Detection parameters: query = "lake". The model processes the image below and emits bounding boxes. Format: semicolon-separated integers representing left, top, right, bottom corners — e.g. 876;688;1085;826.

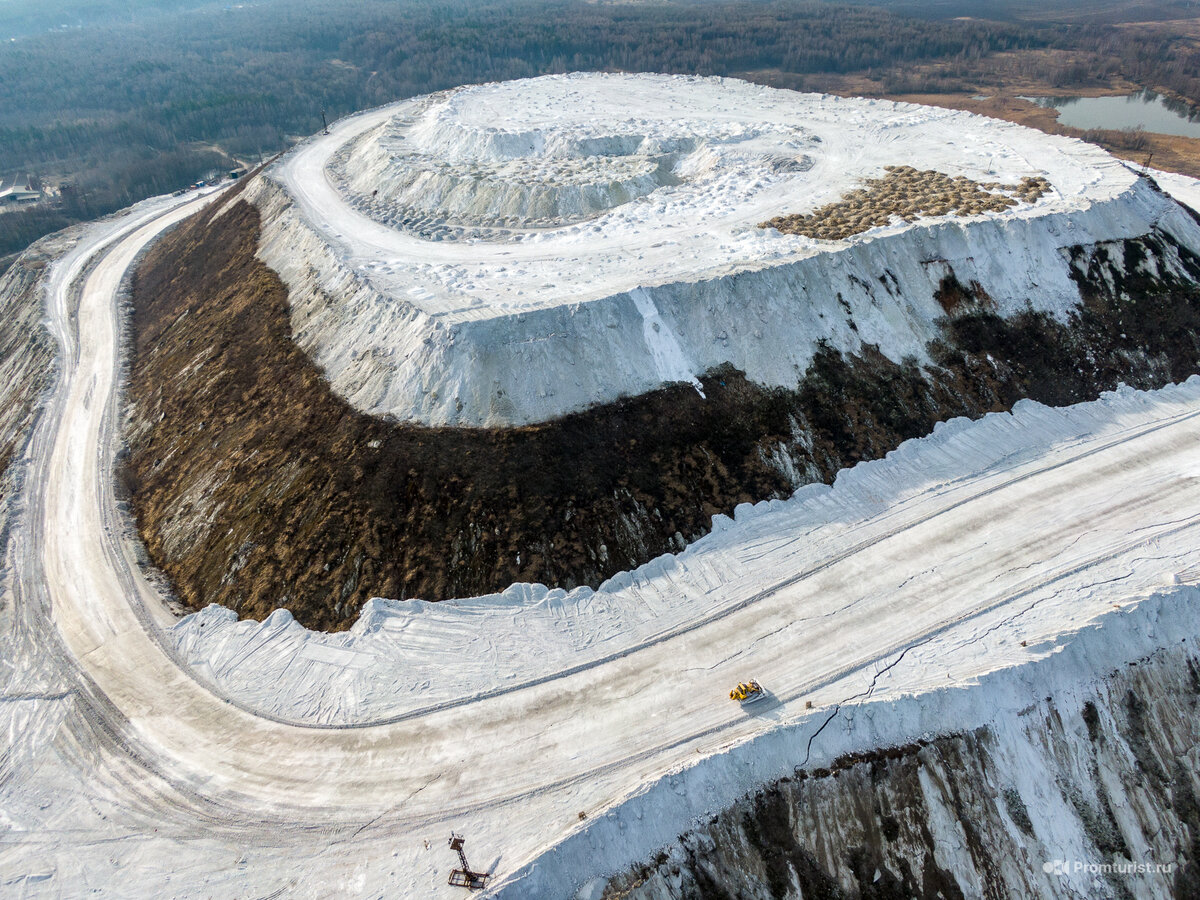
1024;91;1200;140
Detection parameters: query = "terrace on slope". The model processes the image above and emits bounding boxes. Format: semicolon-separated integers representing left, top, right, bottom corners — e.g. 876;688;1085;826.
124;169;1200;628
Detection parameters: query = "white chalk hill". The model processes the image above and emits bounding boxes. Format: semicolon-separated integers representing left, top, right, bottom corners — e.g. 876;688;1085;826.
249;73;1199;426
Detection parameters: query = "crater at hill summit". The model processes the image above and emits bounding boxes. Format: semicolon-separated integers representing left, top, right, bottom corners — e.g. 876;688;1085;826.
124;73;1200;626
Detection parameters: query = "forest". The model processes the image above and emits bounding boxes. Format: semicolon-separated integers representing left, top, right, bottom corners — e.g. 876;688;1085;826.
1;0;1198;266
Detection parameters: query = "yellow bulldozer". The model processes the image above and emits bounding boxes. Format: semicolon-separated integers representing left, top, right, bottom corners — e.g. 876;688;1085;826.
729;679;765;702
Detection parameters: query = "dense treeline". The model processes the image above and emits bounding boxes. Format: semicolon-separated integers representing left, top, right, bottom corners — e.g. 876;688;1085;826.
0;0;1045;259
1;0;1198;262
0;145;231;261
1065;26;1200;105
0;0;218;39
857;0;1200;25
0;0;1040;162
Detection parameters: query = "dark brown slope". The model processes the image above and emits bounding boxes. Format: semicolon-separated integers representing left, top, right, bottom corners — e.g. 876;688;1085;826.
125;193;800;629
0;240;57;523
124;183;1200;630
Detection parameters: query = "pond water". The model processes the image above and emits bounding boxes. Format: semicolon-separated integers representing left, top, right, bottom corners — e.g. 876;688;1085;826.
1023;91;1200;139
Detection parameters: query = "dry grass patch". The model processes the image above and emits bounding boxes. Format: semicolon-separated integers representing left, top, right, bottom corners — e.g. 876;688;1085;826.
761;166;1051;241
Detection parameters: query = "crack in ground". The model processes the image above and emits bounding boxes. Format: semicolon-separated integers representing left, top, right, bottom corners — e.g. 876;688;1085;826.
338;776;439;847
799;643;924;769
795;561;1143;773
682;647;748;674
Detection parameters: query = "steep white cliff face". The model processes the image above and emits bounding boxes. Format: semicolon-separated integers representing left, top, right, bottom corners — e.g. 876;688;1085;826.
248;73;1200;427
599;633;1200;900
481;586;1200;900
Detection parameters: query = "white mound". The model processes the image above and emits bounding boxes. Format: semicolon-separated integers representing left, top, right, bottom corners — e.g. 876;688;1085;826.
331;80;814;231
250;73;1199;427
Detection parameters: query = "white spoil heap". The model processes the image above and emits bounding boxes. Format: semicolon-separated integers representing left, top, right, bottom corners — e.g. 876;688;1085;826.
250;72;1198;427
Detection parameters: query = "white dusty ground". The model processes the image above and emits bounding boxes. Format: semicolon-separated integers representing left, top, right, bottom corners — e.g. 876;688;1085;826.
1153;166;1200;211
252;73;1200;426
173;379;1200;728
0;170;1199;897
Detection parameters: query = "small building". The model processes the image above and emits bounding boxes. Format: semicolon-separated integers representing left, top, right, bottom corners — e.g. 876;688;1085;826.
0;174;42;206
